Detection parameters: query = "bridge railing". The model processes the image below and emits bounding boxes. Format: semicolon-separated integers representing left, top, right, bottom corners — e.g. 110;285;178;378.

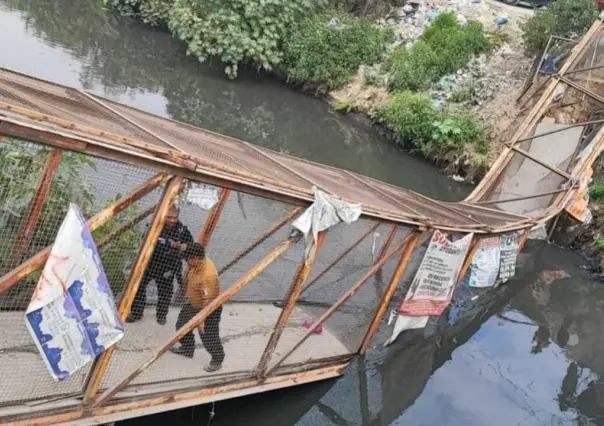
0;135;436;422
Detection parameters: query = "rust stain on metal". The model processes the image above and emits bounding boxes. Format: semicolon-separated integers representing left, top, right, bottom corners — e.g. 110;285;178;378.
9;148;63;268
301;222;380;296
199;188;230;247
360;231;421;354
265;232;415;376
92;234;300;407
218;206;303;276
256;231;328;380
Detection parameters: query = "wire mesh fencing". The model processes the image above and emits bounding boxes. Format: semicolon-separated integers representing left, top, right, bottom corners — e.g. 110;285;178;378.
260;224;416;375
0;137;162;406
100;187;306;392
0;136;432;407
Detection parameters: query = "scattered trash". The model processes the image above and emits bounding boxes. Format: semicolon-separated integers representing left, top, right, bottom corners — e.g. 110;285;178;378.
327;18;338;28
456;13;468;27
402;4;414;14
303;320;323;334
497;16;508;27
539;53;569;75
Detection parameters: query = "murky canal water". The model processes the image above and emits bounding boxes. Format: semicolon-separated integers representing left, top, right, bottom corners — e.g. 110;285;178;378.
1;1;603;425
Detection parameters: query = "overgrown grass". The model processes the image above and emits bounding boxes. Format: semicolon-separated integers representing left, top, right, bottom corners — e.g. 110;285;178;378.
374;91;487;156
384;13;490;92
282;13;393;89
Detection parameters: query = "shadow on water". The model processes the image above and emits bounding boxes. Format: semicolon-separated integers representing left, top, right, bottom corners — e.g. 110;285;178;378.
3;0;604;425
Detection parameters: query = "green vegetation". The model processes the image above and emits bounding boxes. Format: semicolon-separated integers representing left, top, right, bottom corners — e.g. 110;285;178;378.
0;139;143;306
374;92;487;156
282;13;392;88
449;85;476;104
105;0;391;84
590;182;604;201
168;0;323;78
99;0;494;170
520;0;598;54
384;13;490;91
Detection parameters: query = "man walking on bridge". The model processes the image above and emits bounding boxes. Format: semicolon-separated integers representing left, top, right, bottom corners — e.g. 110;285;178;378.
170;242;224;372
127;205;194;325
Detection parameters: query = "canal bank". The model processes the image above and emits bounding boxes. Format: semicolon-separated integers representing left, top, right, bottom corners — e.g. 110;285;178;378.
0;0;600;424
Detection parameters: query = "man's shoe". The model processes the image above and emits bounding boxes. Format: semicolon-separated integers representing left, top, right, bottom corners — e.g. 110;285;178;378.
169;346;194;359
126;314;142;323
203;363;222;373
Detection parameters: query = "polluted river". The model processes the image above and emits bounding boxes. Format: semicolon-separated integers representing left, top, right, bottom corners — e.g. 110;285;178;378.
1;0;604;425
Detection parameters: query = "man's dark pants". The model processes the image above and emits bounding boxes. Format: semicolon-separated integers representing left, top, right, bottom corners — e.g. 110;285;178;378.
176;304;225;365
130;268;175;321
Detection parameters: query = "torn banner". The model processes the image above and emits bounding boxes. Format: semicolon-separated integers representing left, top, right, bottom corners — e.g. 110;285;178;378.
292;187;362;263
386;231;473;345
25;204;124;381
466;236;500;288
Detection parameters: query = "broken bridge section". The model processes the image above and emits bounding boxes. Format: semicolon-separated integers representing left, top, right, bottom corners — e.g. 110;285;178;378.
0;16;603;426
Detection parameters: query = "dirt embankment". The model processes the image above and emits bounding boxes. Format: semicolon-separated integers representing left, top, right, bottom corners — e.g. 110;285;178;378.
330;0;536;180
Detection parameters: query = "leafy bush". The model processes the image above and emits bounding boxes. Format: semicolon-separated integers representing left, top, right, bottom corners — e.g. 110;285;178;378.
520;0;598;54
590;182;604;201
282;13;392;88
430;110;487;155
167;0;323;78
374;93;488;155
103;0;173;25
374;91;438;144
385;13;490;91
0;139;143;305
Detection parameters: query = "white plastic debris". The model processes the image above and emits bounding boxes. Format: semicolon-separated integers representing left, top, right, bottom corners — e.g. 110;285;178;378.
186;183;220;210
292;187;362;263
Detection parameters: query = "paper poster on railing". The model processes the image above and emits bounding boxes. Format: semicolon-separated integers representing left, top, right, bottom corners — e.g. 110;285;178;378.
386;231;473;345
400;231;473;316
498;232;521;283
466;236;500;288
25;204;124;381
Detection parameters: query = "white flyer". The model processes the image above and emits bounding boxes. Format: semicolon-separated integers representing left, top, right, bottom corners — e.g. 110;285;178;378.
466;236;500;288
25;204;124;381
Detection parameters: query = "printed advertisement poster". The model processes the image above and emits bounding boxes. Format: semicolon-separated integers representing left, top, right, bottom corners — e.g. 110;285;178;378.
25;204;124;381
387;231;473;345
467;236;501;288
498;232;521;283
400;231;473;317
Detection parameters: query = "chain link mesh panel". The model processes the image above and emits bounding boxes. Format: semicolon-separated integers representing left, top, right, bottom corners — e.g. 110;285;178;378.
263;224;416;373
0;137;162;406
100;186;306;392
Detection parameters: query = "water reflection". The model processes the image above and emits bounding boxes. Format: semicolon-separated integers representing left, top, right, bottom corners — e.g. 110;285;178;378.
0;0;471;201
